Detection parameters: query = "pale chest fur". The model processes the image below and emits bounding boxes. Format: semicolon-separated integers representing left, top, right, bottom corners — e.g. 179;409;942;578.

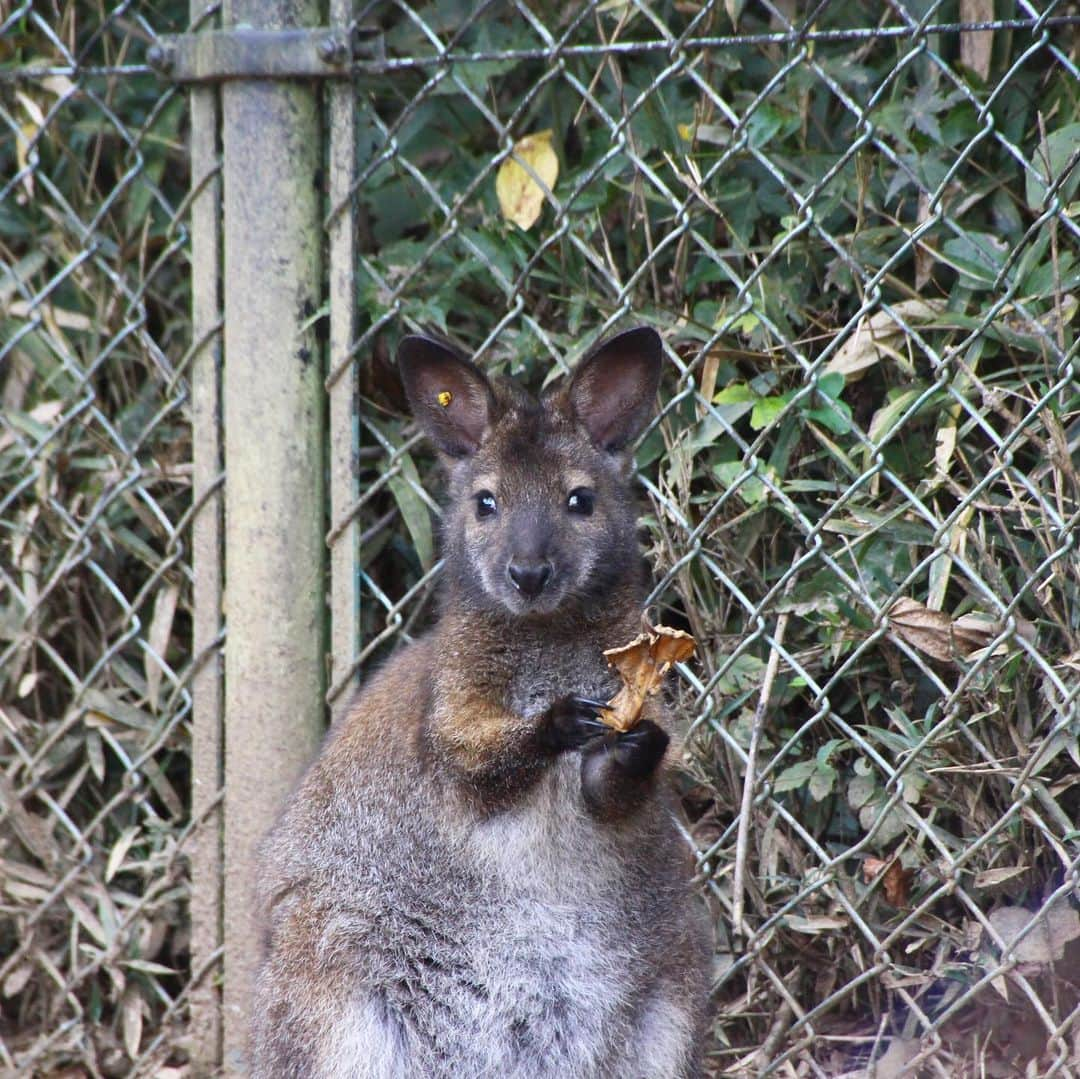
312;761;691;1079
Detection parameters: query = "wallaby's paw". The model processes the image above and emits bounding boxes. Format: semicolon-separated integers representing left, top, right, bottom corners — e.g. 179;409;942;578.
579;720;670;818
539;695;611;752
604;719;670;777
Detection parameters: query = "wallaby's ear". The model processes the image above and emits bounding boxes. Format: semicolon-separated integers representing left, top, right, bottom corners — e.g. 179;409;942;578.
568;327;662;452
398;336;495;457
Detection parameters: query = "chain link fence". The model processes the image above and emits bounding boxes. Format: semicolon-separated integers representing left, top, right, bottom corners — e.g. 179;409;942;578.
0;3;212;1074
335;2;1079;1076
2;0;1079;1075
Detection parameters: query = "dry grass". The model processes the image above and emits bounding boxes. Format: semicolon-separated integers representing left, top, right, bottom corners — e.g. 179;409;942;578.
1;4;194;1074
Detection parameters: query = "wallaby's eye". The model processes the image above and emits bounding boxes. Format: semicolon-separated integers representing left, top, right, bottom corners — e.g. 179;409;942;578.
567;487;595;516
475;490;497;519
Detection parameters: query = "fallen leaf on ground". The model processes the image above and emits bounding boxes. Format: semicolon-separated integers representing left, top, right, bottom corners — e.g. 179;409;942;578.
886;598;1033;665
599;623;696;732
824;299;944;380
871;1036;921;1079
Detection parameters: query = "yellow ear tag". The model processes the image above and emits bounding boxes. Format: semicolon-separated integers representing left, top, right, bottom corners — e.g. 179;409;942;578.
437;391;453;408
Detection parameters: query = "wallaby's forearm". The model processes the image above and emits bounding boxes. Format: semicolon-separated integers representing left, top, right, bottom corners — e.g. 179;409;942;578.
428;687;671;816
426;691;553;804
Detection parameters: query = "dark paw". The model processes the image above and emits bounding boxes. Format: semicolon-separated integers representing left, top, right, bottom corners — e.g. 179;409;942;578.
580;720;670;818
538;695;611;753
585;719;670;778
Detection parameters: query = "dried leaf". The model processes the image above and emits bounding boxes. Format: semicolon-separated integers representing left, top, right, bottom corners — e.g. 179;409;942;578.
915;190;934;290
66;893;107;947
987;901;1080;965
887;597;1001;664
496;130;559;231
960;0;994;80
825;299;943;381
145;580;179;710
599;624;696;732
106;826;140;883
863;856;914;907
16;671;41;698
785;914;849;934
974;865;1028;890
122;985;143;1060
3;964;32;998
872;1036;921;1079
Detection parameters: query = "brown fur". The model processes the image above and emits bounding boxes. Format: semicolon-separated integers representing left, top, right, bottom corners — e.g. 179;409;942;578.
251;328;713;1078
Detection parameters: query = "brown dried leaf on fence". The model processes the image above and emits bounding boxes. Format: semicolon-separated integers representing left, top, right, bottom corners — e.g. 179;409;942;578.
886;598;1034;664
863;855;914;907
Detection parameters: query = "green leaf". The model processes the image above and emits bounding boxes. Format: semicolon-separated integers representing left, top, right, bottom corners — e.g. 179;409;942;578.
867;386;931;446
1025;123;1080;211
712;383;757;405
804;399;853;436
750;394;789;431
773;759;817;793
817;372;845;400
847;772;877;810
714;461;771;506
906;82;955;144
941;233;1008;289
386;453;435;571
712;652;767;695
808;763;837;802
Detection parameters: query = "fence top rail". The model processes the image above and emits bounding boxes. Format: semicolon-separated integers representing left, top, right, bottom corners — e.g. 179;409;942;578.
3;13;1078;85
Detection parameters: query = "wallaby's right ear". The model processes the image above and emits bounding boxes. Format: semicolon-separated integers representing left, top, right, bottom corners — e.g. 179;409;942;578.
397;336;495;457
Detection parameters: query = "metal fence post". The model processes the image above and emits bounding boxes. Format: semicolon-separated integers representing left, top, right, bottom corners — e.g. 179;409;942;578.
328;0;360;720
219;0;326;1067
189;1;225;1064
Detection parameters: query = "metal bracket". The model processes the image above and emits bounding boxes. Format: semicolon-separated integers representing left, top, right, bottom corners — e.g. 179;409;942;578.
148;26;382;83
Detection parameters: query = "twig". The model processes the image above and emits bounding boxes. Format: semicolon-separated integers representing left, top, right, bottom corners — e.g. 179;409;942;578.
731;562;800;937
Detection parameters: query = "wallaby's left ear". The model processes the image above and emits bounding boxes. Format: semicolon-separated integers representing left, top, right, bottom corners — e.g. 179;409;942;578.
568;327;663;452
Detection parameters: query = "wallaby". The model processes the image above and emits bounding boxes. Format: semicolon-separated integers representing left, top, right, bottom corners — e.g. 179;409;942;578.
250;327;713;1078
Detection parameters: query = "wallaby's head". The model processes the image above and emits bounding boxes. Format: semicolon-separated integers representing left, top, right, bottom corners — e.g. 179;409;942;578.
398;328;662;618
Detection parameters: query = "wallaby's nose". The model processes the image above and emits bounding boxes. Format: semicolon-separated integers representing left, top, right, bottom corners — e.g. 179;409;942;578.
507;560;552;598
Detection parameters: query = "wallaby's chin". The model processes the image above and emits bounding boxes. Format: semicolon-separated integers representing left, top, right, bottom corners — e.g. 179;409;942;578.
497;588;569;618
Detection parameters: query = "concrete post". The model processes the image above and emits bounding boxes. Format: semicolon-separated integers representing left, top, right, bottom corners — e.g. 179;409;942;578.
220;0;326;1066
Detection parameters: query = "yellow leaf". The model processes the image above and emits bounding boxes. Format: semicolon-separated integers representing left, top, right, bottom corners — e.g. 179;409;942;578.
496;130;558;231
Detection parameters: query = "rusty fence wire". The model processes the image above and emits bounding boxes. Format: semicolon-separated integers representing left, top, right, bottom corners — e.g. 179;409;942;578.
332;2;1080;1076
0;2;214;1075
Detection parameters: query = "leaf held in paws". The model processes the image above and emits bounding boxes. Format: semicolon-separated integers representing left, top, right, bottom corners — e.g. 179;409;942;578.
599;624;696;732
